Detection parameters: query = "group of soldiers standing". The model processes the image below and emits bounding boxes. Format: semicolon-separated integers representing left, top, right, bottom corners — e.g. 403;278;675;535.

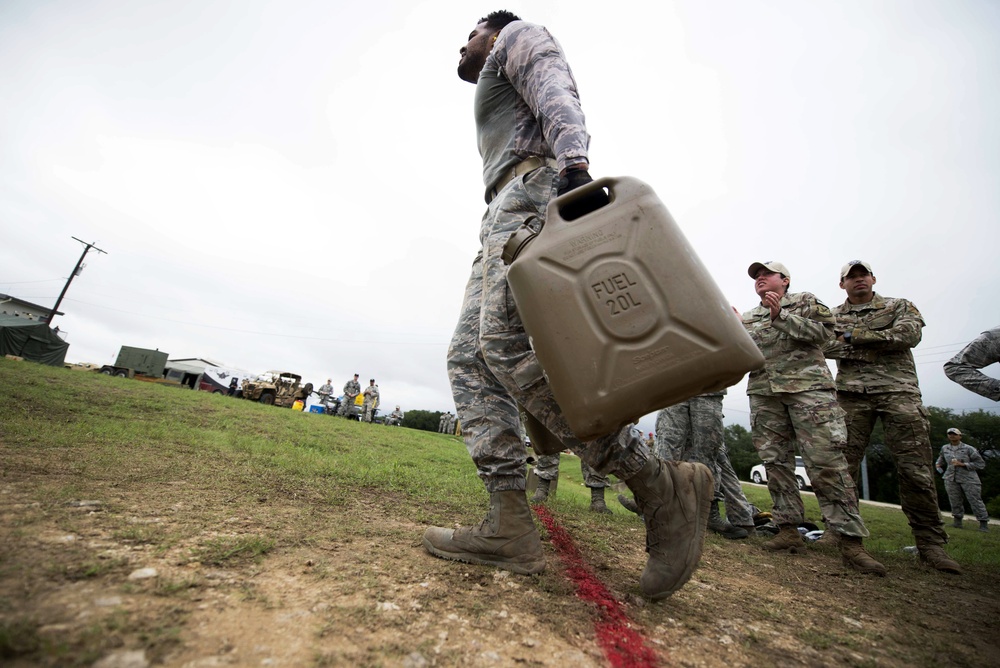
438;411;457;435
317;373;382;423
734;258;981;575
523;258;988;578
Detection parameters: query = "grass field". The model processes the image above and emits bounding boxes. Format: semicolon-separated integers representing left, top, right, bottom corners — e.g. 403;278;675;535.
2;357;999;667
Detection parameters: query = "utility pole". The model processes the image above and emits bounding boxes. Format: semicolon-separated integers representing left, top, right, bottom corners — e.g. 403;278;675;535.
46;237;107;325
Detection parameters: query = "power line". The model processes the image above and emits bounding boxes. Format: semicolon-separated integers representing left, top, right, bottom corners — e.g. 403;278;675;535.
0;278;65;285
64;298;448;345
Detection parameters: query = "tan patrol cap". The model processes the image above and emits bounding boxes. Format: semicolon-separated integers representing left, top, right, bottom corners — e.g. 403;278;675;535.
840;260;874;280
748;261;791;279
947;427;962;436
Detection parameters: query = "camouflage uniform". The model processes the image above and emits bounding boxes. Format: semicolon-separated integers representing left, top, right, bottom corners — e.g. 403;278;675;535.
716;441;755;527
944;327;1000;401
438;412;448;433
386;407;404;426
655;392;753;525
339;377;360;417
827;293;948;545
743;291;868;536
362;383;380;422
655;392;727;468
317;382;334;404
936;441;989;522
446;21;650;493
533;453;610;489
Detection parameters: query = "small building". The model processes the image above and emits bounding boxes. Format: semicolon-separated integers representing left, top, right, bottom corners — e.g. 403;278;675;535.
0;294;63;323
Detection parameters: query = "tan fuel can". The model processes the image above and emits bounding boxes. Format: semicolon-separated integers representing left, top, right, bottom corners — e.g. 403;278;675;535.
504;175;763;441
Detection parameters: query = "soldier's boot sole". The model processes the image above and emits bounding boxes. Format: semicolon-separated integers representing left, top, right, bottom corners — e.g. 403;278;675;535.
423;490;546;576
626;458;713;601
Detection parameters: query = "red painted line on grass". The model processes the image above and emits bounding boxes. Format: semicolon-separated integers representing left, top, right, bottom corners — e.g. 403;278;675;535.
533;504;663;668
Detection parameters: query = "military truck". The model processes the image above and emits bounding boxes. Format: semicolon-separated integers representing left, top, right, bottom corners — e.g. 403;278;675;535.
98;346;168;379
241;371;302;407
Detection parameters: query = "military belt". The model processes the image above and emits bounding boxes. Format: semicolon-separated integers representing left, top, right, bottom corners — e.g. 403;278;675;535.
488;156;558;203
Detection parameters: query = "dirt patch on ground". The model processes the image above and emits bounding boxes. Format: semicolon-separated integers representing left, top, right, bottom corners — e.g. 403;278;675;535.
2;447;999;667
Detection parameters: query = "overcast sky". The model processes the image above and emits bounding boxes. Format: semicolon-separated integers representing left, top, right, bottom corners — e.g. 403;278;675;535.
2;0;998;435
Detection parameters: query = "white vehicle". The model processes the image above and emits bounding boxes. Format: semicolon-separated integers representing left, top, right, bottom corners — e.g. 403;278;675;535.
750;456;812;490
198;366;251;395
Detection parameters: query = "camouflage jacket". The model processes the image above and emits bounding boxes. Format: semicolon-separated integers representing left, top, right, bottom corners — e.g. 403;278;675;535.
363;385;380;402
742;291;836;395
825;293;923;394
935;442;986;483
477;21;589;199
944;327;1000;401
343;379;360;397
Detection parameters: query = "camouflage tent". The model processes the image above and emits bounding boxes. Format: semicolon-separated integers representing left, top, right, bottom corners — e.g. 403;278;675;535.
0;315;69;367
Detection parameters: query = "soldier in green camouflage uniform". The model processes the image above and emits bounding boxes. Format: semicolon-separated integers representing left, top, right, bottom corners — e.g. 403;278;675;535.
743;261;885;575
422;11;714;601
656;392;754;538
338;374;360;418
826;260;959;574
944;327;1000;402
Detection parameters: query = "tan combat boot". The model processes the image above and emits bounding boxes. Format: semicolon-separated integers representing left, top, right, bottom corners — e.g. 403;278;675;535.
813;528;840;548
839;536;887;576
589;487;612;514
763;524;806;553
423;490;546;575
917;543;962;575
624;458;713;601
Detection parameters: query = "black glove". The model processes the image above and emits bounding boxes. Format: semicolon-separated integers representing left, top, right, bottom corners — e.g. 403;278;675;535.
556;169;609;220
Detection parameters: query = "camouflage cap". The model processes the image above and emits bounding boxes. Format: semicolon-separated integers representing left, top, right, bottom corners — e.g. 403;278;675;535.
947;427;962;436
747;261;790;279
840;260;874;280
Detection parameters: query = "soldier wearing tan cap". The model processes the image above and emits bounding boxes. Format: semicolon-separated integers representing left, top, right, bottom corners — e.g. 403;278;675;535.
826;260;960;574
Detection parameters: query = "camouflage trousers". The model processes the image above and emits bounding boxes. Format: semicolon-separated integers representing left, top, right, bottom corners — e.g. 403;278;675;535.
363;399;377;423
446;166;649;492
338;397;356;418
533;453;610;488
838;390;947;544
655;395;725;470
944;479;988;521
655;395;752;525
749;390;868;537
716;442;754;527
